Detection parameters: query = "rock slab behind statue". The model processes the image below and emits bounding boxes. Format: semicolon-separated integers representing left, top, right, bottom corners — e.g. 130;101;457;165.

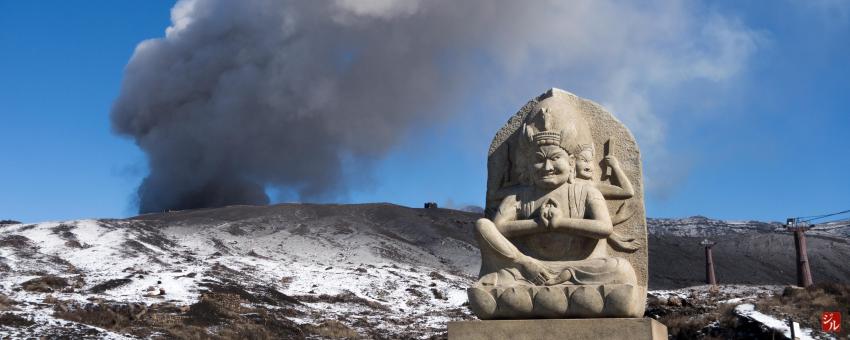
466;88;652;319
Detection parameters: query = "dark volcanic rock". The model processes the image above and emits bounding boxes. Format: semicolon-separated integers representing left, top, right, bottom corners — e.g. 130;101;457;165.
89;279;133;293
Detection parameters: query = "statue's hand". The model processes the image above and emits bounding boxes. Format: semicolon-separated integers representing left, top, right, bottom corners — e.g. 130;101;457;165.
548;203;563;229
540;198;560;230
603;155;620;169
539;207;551;229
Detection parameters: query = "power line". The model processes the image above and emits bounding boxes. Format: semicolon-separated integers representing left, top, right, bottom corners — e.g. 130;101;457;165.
799;209;850;224
808;217;850;229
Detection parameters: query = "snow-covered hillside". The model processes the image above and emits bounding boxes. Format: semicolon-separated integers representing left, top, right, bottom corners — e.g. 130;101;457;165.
1;204;848;338
648;216;850;239
0;204;478;338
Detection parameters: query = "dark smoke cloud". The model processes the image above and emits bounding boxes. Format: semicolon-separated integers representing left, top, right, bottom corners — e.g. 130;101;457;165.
112;0;759;213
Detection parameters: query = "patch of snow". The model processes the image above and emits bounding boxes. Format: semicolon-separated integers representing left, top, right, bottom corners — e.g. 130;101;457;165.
735;303;818;340
719;297;743;304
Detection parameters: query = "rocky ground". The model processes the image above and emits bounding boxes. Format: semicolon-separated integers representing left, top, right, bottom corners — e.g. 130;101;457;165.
648;284;850;339
1;204;848;339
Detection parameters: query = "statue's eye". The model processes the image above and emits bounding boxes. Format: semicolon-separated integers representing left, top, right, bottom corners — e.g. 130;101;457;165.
551;155;560;161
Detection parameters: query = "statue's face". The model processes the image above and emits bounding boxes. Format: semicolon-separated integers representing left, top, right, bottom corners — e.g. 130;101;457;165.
576;150;593;180
531;145;572;189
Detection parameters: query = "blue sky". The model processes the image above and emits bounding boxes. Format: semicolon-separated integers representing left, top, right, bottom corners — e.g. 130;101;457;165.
1;1;848;223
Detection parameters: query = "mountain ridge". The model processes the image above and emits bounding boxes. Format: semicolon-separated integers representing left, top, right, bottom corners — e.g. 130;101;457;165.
2;203;848;338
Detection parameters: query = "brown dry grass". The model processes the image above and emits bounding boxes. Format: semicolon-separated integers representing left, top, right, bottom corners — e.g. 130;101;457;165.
54;303;136;331
292;291;389;311
0;293;16;311
661;310;721;339
754;283;850;335
0;235;31;248
164;320;301;340
0;313;34;328
20;275;69;292
304;320;359;339
52;291;306;340
660;301;783;340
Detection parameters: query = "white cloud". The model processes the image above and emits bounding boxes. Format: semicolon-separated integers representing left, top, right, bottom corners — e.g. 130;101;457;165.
333;0;420;21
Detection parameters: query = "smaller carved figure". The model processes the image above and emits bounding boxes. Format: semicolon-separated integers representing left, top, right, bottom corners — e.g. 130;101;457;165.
573;143;637;228
573;143;634;200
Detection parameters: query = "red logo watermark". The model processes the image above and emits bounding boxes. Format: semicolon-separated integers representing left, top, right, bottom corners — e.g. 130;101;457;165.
822;311;841;333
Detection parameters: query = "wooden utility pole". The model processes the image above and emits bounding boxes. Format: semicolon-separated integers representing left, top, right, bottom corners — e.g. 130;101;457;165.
786;218;813;288
700;239;717;286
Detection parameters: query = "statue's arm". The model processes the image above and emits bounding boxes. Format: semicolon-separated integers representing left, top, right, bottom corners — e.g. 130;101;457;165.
597;183;632;200
550;189;613;239
492;195;546;238
598;155;634;200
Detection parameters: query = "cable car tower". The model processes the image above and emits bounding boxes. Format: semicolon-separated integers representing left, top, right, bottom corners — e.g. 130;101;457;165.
786;209;850;288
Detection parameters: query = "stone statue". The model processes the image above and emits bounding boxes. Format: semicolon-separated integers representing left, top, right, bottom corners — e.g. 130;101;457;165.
468;88;648;319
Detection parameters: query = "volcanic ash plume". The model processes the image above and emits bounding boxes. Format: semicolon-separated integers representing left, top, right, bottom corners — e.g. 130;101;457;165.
112;0;759;213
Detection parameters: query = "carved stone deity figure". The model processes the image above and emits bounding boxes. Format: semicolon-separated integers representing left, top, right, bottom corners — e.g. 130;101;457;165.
468;88;648;319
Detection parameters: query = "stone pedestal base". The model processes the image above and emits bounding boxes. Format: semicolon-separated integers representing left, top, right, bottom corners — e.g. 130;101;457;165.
448;318;667;340
469;284;646;319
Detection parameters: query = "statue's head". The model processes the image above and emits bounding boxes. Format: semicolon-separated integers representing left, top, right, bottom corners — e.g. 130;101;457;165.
514;91;594;190
530;143;574;189
575;144;595;180
518;104;578;189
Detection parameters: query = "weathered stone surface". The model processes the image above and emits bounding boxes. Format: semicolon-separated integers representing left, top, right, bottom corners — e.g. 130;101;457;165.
469;88;649;318
468;284;643;319
448;318;668;340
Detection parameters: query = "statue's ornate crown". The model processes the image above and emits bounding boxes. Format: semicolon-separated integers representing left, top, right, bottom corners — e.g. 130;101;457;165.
532;131;561;146
521;105;577;151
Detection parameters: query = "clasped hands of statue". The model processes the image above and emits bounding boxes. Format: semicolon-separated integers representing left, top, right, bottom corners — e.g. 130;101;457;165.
539;198;563;231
